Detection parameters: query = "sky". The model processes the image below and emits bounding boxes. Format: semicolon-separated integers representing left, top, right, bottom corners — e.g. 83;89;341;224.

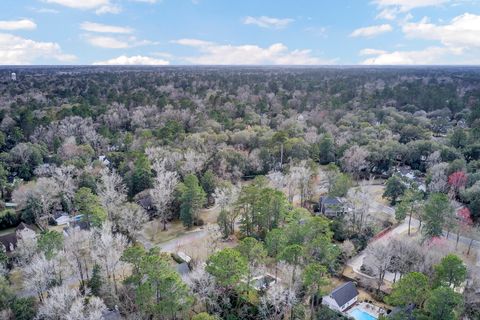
1;0;480;65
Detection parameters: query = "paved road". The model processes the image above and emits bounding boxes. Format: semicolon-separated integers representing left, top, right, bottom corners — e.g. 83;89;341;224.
348;197;480;281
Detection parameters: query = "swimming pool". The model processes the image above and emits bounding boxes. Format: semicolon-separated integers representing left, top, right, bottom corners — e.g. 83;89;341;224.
349;308;377;320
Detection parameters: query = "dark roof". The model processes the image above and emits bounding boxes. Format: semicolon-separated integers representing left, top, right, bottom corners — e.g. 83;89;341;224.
330;282;358;307
0;233;17;252
0;223;36;253
320;196;342;206
16;222;36;232
176;262;190;275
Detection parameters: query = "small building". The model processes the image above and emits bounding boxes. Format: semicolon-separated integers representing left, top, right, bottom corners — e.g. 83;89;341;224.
53;211;70;226
11;72;16;81
322;281;359;312
319;196;345;217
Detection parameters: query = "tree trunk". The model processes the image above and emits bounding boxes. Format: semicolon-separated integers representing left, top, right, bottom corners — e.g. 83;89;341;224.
455;231;460;250
467;239;474;256
408;212;412;236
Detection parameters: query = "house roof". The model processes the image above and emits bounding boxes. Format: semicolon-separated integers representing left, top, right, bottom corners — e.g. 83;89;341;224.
320;196;342;206
16;222;36;232
176;262;190;276
0;223;36;253
330;282;358;307
0;233;17;252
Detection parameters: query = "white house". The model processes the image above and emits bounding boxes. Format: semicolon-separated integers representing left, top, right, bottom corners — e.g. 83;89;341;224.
322;281;359;312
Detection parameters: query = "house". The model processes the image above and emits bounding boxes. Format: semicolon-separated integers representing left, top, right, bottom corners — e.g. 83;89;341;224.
319;196;345;217
322;281;359;312
0;223;37;255
53;211;70;226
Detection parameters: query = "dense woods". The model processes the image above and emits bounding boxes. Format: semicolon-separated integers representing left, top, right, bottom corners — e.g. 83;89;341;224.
0;66;480;319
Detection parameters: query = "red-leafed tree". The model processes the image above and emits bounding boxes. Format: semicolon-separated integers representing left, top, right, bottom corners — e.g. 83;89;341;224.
456;207;473;251
448;171;468;198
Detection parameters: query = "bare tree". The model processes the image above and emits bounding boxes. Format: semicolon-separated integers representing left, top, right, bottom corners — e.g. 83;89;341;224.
288;162;313;207
64;228;92;290
150;159;179;231
116;203;148;241
91;222;128;295
341;145;370;179
184;266;219;313
98;168;127;222
38;284;107;320
259;284;297;320
347;183;371;232
364;242;392;293
15;228;38;266
427;162;448;193
23;253;56;302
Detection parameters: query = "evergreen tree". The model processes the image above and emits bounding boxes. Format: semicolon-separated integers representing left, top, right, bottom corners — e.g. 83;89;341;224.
383;175;406;205
88;264;103;296
179;174;206;228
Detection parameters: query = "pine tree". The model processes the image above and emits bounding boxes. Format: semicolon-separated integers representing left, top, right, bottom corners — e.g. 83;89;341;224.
88;264;103;297
179;174;206;228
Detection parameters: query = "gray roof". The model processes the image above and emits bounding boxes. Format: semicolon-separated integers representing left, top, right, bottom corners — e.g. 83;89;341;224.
330;282;358;307
320;196;342;206
176;262;190;275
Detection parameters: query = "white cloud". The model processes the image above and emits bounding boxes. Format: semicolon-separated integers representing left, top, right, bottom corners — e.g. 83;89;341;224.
80;22;133;34
360;46;461;64
359;48;388;55
403;13;480;48
372;0;449;12
44;0;110;9
0;19;37;30
376;8;398;20
350;24;393;37
84;35;129;48
93;55;170;65
84;34;157;49
243;16;294;29
131;0;160;3
32;8;60;14
172;38;334;65
0;32;75;64
44;0;121;14
95;4;121;14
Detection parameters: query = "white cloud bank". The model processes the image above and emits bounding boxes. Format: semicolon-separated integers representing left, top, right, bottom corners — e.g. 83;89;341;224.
93;55;169;65
403;13;480;48
0;33;75;64
373;0;449;21
0;19;37;30
80;21;132;34
350;24;393;37
362;12;480;65
360;46;461;65
243;16;294;29
44;0;120;14
173;39;334;65
373;0;449;12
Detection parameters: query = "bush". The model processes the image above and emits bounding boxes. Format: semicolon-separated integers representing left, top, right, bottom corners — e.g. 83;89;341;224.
0;209;20;229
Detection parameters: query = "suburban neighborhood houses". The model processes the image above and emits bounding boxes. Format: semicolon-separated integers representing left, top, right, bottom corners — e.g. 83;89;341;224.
1;65;480;320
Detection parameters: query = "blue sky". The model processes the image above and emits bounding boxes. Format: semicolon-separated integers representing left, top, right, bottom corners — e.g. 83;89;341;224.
1;0;480;65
